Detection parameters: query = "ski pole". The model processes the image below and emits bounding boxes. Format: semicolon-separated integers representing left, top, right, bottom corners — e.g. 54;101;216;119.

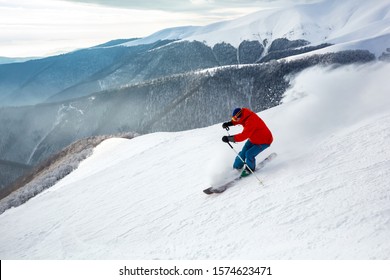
225;129;263;185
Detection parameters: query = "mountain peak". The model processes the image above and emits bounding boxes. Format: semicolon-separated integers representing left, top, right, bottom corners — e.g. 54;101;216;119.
122;0;389;56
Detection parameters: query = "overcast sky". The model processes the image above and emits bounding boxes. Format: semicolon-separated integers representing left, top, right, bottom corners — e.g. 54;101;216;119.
0;0;315;57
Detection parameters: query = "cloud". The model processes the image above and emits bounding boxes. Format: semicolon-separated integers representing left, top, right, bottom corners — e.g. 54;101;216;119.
0;0;276;57
62;0;319;12
0;0;223;57
62;0;205;11
0;0;320;57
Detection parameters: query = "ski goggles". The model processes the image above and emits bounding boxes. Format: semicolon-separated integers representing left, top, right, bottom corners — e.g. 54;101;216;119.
231;109;242;122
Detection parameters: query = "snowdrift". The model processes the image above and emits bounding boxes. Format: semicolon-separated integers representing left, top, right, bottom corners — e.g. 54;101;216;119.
0;62;389;259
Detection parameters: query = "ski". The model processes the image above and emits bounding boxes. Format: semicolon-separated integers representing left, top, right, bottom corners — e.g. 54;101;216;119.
203;152;277;195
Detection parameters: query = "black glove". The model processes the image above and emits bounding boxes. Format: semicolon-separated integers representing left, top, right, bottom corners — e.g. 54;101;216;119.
222;121;233;129
222;136;235;143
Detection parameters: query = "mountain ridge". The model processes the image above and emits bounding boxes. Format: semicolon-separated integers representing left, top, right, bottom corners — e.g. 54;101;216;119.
1;0;389;107
123;0;389;54
0;50;374;167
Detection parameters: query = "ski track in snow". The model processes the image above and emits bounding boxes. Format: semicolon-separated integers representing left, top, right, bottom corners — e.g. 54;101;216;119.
1;63;390;259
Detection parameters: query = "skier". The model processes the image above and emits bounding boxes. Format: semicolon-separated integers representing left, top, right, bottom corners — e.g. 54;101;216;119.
222;107;273;177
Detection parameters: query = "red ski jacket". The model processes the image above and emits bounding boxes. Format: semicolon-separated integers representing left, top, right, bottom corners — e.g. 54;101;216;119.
232;108;273;145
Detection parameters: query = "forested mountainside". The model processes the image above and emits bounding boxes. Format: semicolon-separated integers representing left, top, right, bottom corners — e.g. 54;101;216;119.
0;50;374;166
0;38;329;107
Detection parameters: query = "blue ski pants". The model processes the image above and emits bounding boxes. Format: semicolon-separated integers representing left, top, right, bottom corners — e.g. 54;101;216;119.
233;140;270;170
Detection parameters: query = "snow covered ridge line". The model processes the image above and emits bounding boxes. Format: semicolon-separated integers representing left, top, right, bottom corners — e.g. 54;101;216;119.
123;0;390;54
118;48;377;92
0;133;138;215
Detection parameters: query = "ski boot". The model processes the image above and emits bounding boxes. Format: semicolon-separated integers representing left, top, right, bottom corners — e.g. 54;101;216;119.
240;166;253;177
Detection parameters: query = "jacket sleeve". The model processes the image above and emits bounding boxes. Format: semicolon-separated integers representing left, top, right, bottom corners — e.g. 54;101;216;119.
233;121;256;142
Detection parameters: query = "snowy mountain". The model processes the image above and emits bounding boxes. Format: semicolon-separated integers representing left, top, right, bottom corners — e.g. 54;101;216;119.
1;0;389;198
1;0;389;107
0;62;389;259
1;0;389;258
124;0;390;56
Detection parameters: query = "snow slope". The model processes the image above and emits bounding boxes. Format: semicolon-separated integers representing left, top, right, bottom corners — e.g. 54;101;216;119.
0;62;389;259
123;0;390;56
